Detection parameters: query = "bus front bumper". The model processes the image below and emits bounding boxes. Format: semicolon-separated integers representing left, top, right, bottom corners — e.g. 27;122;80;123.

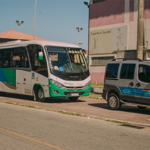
49;81;91;97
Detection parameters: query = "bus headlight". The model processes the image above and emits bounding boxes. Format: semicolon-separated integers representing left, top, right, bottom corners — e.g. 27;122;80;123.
84;81;91;89
51;79;65;88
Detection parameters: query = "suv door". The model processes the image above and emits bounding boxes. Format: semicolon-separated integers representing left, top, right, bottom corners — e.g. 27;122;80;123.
118;63;136;102
135;63;150;105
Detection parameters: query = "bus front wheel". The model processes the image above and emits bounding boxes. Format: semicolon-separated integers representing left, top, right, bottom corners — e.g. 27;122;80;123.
68;97;78;102
36;88;45;102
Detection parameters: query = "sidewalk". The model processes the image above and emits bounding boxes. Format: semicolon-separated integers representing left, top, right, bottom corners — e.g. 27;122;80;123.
0;93;150;127
91;87;103;93
91;83;103;94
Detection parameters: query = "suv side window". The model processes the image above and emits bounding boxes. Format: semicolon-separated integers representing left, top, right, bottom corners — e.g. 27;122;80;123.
138;64;150;83
105;63;119;78
120;64;135;79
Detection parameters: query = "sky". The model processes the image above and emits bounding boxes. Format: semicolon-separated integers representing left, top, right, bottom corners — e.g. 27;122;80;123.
0;0;89;50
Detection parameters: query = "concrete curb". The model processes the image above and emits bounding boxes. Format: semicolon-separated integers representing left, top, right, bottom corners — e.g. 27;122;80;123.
91;88;103;94
2;101;150;128
47;109;150;128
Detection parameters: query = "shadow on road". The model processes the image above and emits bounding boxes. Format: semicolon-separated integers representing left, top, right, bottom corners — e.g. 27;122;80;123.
45;98;85;103
1;93;85;103
89;103;150;115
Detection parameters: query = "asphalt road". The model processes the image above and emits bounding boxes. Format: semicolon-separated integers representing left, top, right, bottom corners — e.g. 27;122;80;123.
0;93;150;126
0;103;150;150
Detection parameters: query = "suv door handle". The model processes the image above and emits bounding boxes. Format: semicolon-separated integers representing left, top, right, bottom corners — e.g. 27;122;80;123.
129;82;134;86
136;83;141;87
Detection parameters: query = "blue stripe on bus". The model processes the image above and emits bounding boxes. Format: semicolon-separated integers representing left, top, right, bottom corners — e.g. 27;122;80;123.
0;69;8;82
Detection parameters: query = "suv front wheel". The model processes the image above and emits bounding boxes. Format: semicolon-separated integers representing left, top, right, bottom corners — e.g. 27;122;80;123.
107;93;121;110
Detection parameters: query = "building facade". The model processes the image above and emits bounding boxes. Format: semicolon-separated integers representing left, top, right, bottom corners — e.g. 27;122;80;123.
89;0;150;83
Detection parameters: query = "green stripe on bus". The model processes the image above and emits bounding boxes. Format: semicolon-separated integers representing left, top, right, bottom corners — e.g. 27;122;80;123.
2;68;16;87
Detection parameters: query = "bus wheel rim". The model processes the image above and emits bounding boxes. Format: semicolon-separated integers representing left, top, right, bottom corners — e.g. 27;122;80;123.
38;89;43;99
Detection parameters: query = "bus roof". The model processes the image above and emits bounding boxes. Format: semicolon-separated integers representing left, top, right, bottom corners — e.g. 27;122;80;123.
0;40;80;49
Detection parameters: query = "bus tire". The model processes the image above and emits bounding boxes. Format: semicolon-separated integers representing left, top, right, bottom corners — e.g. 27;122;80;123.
68;97;78;102
36;87;45;102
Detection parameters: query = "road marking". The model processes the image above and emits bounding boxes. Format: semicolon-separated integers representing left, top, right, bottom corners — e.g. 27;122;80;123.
0;127;64;150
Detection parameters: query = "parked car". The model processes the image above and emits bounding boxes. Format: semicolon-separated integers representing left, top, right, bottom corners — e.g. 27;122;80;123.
102;58;150;110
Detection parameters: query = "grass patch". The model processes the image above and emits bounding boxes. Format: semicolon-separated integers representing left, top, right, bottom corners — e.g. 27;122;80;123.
5;102;14;105
105;119;144;129
91;83;103;87
58;111;85;117
106;119;130;125
83;93;103;100
4;102;41;109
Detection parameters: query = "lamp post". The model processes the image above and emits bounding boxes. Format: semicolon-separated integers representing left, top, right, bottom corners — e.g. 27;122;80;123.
16;20;24;40
76;27;83;47
84;1;90;67
34;0;37;40
79;43;82;47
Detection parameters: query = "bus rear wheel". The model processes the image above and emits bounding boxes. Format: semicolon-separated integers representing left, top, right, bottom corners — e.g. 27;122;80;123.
36;88;45;102
68;97;78;102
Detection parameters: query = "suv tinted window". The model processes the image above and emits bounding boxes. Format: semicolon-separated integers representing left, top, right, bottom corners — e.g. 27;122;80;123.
120;64;135;79
106;63;119;78
138;64;150;83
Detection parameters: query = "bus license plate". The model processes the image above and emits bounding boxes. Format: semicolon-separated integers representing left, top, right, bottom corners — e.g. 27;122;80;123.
71;93;79;96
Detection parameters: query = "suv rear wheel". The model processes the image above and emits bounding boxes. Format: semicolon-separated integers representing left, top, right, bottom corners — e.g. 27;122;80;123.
107;93;121;110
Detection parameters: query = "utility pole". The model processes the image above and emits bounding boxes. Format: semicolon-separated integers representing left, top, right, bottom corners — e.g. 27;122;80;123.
137;0;144;60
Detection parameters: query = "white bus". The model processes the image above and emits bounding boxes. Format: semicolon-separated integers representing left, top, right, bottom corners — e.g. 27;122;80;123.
0;40;91;102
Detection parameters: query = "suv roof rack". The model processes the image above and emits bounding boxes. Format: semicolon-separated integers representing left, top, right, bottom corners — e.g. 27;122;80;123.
112;58;142;62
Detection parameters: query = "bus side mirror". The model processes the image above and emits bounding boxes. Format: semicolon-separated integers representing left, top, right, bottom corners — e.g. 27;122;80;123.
39;52;43;60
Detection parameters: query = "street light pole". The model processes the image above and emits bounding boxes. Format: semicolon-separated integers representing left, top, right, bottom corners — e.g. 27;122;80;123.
76;27;83;47
16;20;24;40
34;0;37;40
84;1;90;67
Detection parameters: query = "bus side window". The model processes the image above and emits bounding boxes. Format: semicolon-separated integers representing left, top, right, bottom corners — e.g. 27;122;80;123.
12;47;29;68
0;51;2;68
0;49;11;68
27;44;48;77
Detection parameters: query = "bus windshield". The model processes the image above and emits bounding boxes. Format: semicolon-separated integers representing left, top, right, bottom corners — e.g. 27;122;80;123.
45;46;89;80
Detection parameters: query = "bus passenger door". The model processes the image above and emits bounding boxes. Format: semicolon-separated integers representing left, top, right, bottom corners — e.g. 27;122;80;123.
27;44;49;97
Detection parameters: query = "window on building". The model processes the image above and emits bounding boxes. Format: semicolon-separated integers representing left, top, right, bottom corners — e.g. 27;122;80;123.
91;56;114;66
138;64;150;83
93;0;106;4
0;47;29;68
105;63;119;79
120;64;136;79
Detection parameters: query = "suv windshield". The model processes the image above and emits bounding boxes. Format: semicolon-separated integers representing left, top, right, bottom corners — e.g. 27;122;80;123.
45;46;89;81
